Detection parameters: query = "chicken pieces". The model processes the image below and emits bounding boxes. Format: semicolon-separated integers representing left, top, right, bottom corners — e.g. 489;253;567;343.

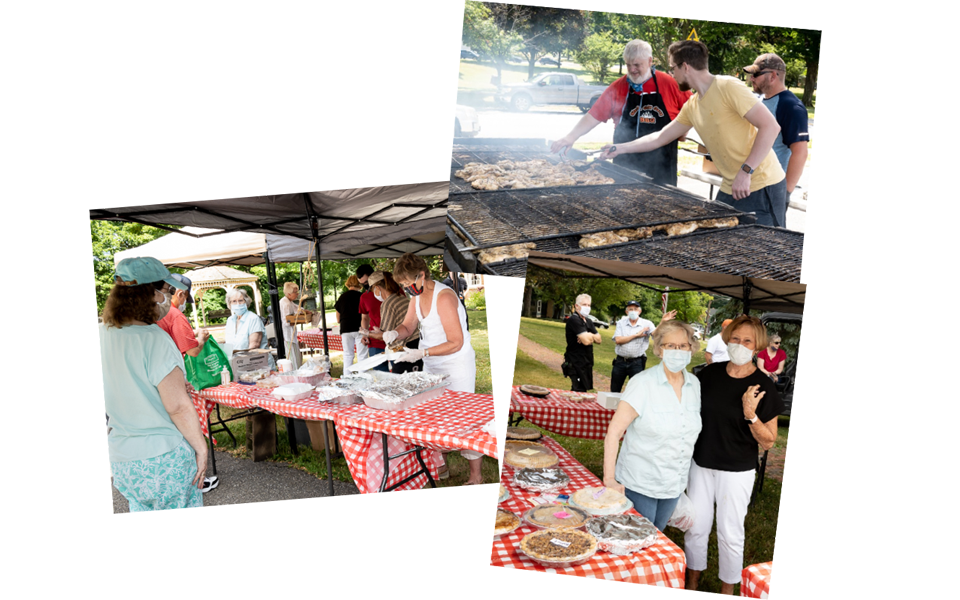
579;231;629;248
477;243;537;264
455;160;614;190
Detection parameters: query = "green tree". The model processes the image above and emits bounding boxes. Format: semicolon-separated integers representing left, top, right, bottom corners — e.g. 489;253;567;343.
487;4;587;79
575;31;621;83
463;1;523;84
90;220;173;314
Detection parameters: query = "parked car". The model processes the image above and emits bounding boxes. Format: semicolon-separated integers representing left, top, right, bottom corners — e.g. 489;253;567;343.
507;55;525;64
586;314;610;329
454;104;480;138
760;312;801;416
495;72;607;112
538;57;560;66
460;49;479;60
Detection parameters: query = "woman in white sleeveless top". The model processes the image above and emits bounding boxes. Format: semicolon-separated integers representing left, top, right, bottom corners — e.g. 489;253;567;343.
382;253;482;484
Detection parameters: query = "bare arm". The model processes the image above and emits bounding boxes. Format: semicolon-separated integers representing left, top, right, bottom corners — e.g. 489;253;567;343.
157;367;208;488
742;384;778;451
550;113;602;154
704;352;713;364
775;354;786;376
247;332;262;349
602;401;639;493
785;141;807;193
599;119;692;159
420;290;465;357
757;354;771;376
730;102;781;200
184;329;209;358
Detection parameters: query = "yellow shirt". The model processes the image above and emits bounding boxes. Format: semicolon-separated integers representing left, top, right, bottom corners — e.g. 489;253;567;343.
675;76;784;195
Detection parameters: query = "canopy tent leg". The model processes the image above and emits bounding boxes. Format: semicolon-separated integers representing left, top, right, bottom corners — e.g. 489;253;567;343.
742;278;753;315
310;216;334;496
265;252;286;360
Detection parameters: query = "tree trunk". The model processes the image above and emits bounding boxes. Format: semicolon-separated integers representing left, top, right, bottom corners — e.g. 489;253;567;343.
523;285;533;317
528;57;536;80
802;60;818;107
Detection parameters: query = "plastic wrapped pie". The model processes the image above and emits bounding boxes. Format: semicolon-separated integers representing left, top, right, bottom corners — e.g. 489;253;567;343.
569;486;632;515
498;484;509;503
495;509;521;536
585;514;659;555
504;441;559;469
522;505;591;529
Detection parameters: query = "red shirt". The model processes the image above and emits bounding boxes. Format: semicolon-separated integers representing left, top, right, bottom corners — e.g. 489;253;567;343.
157;306;199;356
758;347;787;373
358;290;385;350
588;71;691;127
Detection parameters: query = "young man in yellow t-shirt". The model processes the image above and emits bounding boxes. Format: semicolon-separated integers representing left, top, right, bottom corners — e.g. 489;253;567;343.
600;40;787;227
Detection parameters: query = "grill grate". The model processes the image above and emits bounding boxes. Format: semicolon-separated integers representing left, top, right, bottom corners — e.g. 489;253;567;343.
448;184;745;250
483;225;803;282
449;146;648;195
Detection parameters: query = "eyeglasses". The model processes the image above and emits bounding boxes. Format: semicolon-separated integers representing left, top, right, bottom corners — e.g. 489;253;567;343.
772;341;781;345
669;62;682;73
662;343;692;351
751;70;776;77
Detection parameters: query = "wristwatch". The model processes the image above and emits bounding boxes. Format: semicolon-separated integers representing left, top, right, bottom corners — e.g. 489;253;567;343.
424;349;430;358
745;414;758;424
740;163;755;175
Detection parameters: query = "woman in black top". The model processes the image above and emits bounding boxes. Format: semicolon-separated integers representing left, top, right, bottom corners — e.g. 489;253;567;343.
334;275;364;369
684;315;784;594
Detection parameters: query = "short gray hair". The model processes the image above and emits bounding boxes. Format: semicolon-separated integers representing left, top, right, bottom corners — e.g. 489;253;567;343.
651;320;698;355
226;288;252;307
575;293;592;306
623;40;652;63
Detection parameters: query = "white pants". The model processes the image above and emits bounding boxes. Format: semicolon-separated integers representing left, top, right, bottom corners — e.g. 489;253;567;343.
423;355;478;462
341;331;361;367
684;460;755;584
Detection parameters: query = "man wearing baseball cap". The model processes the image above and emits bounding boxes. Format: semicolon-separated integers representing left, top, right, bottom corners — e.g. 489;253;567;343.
611;302;677;392
157;272;210;359
744;53;809;199
705;318;734;364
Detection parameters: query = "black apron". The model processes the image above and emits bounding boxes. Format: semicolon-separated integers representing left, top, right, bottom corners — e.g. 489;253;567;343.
612;69;678;186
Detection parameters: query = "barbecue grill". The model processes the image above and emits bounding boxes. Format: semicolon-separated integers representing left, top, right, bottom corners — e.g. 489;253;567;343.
450;138;649;195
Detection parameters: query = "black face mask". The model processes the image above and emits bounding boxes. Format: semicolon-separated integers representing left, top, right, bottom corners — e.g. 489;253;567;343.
404;273;425;297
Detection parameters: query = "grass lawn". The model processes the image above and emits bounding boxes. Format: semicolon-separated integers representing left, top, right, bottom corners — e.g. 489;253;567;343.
517;316;706;387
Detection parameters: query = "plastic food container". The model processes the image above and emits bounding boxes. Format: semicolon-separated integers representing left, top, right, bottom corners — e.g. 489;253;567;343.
271;383;315;402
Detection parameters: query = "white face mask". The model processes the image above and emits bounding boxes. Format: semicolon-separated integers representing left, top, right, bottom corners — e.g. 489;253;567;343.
627;310;639;321
373;289;384;302
727;343;754;366
579;306;591;317
661;349;692;373
157;291;172;319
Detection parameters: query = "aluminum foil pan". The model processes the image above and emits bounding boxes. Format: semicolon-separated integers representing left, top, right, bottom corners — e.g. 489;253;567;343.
359;372;451;411
513;468;571;493
584;514;659;555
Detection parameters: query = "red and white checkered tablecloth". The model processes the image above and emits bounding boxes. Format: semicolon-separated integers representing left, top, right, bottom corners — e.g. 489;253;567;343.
740;562;807;600
188;382;263;440
510;386;616;440
491;435;686;587
335;390;497;494
297;329;343;352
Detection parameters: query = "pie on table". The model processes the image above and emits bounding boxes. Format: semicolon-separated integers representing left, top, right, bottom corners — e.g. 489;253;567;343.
519;528;598;567
585;514;659;555
504;446;560;469
571;486;631;514
506;426;542;440
495;509;521;536
522;505;591;529
519;384;550;397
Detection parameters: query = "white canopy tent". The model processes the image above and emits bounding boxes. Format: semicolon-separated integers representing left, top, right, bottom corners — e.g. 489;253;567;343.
114;226;268;269
187;266;264;327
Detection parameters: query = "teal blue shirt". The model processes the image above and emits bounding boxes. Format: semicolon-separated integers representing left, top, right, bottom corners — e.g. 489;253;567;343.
225;310;276;370
100;323;187;463
615;362;702;499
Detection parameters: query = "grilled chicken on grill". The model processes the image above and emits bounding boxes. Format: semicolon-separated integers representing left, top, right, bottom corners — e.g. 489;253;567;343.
477;243;537;264
456;160;614;190
699;217;739;229
665;221;699;237
613;227;655;240
579;231;629;248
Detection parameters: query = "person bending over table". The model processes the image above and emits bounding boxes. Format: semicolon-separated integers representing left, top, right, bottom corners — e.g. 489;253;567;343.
367;271;423;374
685;315;784;594
225;288;276;371
383;253;482;485
602;319;701;531
100;257;208;511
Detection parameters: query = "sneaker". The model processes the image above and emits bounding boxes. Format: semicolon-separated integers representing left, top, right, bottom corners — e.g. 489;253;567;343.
201;475;219;493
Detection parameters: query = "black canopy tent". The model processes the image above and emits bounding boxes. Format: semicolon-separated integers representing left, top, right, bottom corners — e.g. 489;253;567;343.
92;183;447;494
524;250;806;314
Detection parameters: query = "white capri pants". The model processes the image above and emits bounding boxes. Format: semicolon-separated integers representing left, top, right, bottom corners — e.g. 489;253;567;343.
684;459;755;584
341;331;361;367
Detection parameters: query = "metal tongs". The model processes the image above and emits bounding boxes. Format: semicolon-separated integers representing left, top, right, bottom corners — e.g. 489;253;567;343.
558;148;602;171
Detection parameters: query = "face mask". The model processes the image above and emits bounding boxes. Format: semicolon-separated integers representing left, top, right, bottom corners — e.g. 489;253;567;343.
157;292;172;319
727;343;754;366
627;310;639;321
404;273;425;297
579;306;591;317
231;304;247;317
373;289;384;302
661;349;692;373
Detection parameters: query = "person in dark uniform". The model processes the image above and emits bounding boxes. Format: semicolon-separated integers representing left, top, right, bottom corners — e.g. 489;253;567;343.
551;39;691;186
563;293;602;392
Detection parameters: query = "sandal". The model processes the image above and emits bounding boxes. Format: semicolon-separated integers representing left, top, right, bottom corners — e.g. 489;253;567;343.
437;465;450;480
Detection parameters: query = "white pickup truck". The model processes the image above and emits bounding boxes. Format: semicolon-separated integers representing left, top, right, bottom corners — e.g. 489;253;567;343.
495;73;608;112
